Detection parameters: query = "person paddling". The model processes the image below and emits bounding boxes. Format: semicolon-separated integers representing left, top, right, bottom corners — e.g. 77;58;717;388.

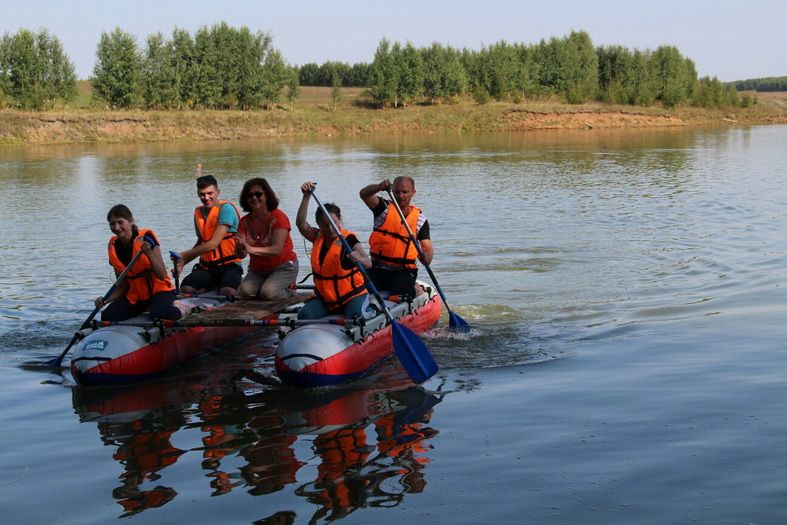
295;181;371;320
171;165;243;297
359;177;433;298
235;177;299;300
97;204;183;322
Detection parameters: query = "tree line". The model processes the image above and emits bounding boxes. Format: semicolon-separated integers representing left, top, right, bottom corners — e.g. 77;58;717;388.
361;32;754;109
0;25;762;111
733;76;787;92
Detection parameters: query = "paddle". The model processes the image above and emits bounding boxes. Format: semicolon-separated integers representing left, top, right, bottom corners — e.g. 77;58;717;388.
47;248;145;367
386;189;470;332
309;188;438;383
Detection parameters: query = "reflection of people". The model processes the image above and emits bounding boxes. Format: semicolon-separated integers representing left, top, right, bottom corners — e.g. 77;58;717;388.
299;427;372;522
103;420;184;517
172;166;243;296
98;204;182;322
295;181;371;320
359;177;433;298
236;177;299;300
240;433;304;495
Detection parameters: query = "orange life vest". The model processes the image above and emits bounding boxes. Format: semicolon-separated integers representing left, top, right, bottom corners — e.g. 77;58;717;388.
311;229;367;311
369;203;420;269
194;201;242;269
108;229;174;304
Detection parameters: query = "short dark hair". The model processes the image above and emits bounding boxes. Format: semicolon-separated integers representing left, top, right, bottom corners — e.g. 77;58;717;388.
393;176;415;190
239;177;279;212
315;202;341;225
196;174;218;190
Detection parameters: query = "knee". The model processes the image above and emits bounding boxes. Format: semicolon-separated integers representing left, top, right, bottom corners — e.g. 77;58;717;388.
238;280;259;299
259;282;291;301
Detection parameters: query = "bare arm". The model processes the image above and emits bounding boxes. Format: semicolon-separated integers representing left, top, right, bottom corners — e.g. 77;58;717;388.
296;182;319;243
418;238;433;265
359;179;391;210
244;227;288;257
141;241;170;281
349;242;372;269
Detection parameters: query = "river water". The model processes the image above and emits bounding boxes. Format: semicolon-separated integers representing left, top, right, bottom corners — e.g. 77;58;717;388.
1;126;787;524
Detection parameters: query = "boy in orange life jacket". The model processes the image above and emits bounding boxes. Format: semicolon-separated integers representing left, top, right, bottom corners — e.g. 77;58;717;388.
171;165;243;296
359;177;433;298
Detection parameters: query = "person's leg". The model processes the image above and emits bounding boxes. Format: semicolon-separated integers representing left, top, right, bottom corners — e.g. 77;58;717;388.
238;269;266;299
297;298;330;320
388;269;417;298
181;266;217;294
367;266;395;293
259;260;299;300
342;294;369;319
101;296;144;322
218;265;242;297
147;290;182;320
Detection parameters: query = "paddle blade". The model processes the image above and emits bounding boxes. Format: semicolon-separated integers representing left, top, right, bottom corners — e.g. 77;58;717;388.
391;321;438;383
448;311;471;332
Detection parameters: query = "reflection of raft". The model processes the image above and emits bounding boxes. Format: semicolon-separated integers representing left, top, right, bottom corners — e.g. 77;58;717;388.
70;294;310;386
275;283;442;388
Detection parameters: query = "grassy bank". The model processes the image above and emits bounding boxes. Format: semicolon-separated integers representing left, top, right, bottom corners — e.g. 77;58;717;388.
1;86;785;146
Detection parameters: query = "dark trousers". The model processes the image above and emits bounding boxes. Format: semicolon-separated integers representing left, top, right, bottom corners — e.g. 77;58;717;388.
101;291;181;321
367;266;417;298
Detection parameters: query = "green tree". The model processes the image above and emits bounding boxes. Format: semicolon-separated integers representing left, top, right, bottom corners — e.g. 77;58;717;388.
299;62;320;86
650;46;695;108
92;27;142;108
422;42;466;102
393;41;424;106
330;70;342;110
285;66;300;108
368;38;398;106
142;32;178;108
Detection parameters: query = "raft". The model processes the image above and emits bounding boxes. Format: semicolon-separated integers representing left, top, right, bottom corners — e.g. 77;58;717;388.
70;293;310;386
274;282;442;388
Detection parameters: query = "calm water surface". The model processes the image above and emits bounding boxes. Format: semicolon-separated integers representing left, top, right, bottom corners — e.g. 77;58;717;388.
1;126;787;524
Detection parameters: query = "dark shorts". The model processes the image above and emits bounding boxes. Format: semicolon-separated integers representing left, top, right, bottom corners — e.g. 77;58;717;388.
368;266;417;298
181;263;243;292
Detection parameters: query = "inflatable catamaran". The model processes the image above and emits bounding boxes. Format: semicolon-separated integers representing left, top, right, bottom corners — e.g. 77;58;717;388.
68;283;441;387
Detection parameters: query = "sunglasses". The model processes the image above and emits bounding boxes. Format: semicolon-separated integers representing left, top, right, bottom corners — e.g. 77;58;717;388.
248;191;264;200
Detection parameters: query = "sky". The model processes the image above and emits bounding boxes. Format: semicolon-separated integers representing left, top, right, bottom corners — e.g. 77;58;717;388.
3;0;786;82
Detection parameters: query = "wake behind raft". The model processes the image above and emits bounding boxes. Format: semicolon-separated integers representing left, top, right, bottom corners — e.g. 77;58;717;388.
69;282;441;388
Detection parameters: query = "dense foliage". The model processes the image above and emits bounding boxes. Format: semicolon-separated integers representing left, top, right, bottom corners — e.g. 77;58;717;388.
92;22;292;109
0;29;76;109
298;61;370;87
364;32;751;109
733;76;787;92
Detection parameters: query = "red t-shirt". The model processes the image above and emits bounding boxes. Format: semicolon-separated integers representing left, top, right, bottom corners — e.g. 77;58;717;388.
238;208;297;273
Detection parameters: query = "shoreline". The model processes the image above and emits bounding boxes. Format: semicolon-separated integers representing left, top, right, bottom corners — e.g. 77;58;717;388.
1;93;785;146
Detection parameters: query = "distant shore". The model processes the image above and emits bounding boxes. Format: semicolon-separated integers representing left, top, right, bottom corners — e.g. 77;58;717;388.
1;88;785;146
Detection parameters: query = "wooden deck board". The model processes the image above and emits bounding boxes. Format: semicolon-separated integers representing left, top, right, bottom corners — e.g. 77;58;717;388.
190;292;313;321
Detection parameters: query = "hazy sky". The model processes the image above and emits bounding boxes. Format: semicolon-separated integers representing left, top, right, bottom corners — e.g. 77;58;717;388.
3;0;785;81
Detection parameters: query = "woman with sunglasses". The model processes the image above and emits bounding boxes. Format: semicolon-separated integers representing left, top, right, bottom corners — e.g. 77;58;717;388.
235;178;299;300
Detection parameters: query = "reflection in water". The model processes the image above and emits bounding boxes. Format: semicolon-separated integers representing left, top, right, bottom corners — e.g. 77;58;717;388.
72;375;444;521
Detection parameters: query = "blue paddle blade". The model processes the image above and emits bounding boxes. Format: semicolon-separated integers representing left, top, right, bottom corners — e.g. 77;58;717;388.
448;311;471;332
391;321;438;383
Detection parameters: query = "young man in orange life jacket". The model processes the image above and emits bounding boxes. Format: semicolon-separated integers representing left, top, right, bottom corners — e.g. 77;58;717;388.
359;176;433;299
171;166;242;296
